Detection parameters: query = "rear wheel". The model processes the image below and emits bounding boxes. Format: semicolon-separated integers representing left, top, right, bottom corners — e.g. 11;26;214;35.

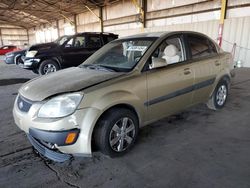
207;80;228;110
94;108;139;157
39;60;60;75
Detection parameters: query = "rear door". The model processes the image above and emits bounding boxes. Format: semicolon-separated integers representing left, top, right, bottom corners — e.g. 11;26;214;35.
145;35;195;122
102;34;118;45
85;34;102;56
186;34;221;104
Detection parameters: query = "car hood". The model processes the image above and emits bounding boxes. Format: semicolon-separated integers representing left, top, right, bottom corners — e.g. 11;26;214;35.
29;42;58;51
19;67;123;101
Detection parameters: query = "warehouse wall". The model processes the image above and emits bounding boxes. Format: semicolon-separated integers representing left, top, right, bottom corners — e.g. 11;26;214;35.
0;25;28;48
26;0;250;66
76;9;100;32
101;0;250;67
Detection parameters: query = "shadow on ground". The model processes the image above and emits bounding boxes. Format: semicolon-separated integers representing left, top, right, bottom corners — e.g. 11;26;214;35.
0;78;30;86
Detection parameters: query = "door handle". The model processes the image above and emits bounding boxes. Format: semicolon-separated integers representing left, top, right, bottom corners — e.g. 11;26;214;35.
215;60;221;66
183;68;191;75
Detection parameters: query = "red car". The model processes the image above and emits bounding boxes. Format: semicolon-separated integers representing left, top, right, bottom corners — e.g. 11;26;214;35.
0;45;20;55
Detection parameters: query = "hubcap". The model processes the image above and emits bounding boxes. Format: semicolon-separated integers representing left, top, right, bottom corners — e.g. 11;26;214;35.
216;85;227;106
43;64;57;74
109;117;136;152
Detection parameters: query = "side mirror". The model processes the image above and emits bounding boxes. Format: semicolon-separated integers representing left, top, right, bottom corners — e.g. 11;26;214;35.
149;57;167;69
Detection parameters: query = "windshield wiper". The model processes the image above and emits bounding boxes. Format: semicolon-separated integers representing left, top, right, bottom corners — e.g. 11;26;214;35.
82;64;116;72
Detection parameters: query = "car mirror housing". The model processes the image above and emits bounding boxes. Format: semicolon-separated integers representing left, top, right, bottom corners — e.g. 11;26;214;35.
149;57;168;69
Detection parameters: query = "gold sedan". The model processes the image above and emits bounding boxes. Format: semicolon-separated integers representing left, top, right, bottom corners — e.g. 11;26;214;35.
13;31;234;162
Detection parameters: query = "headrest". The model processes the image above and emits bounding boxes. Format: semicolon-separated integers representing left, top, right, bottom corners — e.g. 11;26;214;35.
163;44;178;57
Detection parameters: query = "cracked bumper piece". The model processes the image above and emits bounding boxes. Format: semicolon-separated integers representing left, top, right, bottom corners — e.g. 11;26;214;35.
27;134;72;163
27;128;80;162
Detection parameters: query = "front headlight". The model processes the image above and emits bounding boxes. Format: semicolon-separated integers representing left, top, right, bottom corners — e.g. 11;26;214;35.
38;93;83;118
26;50;38;58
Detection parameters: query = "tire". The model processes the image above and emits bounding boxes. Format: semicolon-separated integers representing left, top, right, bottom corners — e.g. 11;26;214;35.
16;56;23;66
94;108;139;157
207;80;228;110
38;60;60;75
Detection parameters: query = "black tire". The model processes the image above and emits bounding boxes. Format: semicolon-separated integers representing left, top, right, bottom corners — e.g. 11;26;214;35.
94;108;139;157
16;56;23;66
207;80;228;110
38;60;60;75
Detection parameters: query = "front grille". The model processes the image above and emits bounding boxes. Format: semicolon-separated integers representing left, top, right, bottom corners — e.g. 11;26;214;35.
17;95;33;112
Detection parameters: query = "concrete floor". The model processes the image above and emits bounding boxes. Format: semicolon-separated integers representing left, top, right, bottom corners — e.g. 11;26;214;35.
0;61;250;188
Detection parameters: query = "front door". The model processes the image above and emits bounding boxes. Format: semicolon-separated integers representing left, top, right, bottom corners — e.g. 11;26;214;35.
61;35;91;68
145;36;195;122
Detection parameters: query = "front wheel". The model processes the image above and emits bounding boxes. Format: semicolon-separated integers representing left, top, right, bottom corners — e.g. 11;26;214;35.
38;60;60;75
94;108;139;157
16;56;23;66
207;80;228;110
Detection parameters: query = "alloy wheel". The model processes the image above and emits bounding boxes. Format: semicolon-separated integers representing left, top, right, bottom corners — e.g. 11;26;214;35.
109;117;136;152
216;85;227;106
43;64;57;74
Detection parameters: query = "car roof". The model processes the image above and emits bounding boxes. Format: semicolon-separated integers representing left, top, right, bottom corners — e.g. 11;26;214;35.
75;32;118;36
120;32;168;39
118;31;213;40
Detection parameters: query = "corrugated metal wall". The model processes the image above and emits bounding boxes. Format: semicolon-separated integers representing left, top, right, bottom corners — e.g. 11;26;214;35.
0;27;28;48
223;17;250;67
24;0;250;67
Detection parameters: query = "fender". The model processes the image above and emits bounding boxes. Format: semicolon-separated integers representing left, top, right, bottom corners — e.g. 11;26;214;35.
38;56;62;68
90;90;144;126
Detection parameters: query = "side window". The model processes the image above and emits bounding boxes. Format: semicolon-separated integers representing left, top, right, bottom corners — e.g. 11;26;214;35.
64;38;74;48
187;35;217;59
149;37;184;69
87;36;101;48
73;36;85;48
59;36;69;45
103;35;117;44
208;39;218;54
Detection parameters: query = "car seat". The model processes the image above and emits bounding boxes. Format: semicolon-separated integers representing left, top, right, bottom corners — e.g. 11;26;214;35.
162;44;180;64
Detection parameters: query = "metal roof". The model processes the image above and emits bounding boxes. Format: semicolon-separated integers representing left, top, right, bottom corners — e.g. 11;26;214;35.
0;0;120;28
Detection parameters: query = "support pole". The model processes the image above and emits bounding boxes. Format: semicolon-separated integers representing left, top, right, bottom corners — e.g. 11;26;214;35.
0;28;3;46
56;20;60;37
142;0;147;28
84;5;103;32
218;0;228;47
74;14;77;33
26;29;29;46
131;0;145;31
99;6;104;32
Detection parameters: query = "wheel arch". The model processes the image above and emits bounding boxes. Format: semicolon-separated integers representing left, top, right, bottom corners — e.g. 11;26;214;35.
39;57;62;69
14;54;22;65
210;74;231;98
91;103;140;150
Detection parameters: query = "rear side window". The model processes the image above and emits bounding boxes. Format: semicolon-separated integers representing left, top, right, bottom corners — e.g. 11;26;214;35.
187;34;217;59
87;36;101;48
103;35;117;44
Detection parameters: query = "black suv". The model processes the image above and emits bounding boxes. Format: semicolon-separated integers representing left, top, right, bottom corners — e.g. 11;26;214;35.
23;32;118;75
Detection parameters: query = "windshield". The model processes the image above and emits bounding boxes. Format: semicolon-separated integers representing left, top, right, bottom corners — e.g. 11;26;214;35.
80;38;156;72
54;36;70;45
